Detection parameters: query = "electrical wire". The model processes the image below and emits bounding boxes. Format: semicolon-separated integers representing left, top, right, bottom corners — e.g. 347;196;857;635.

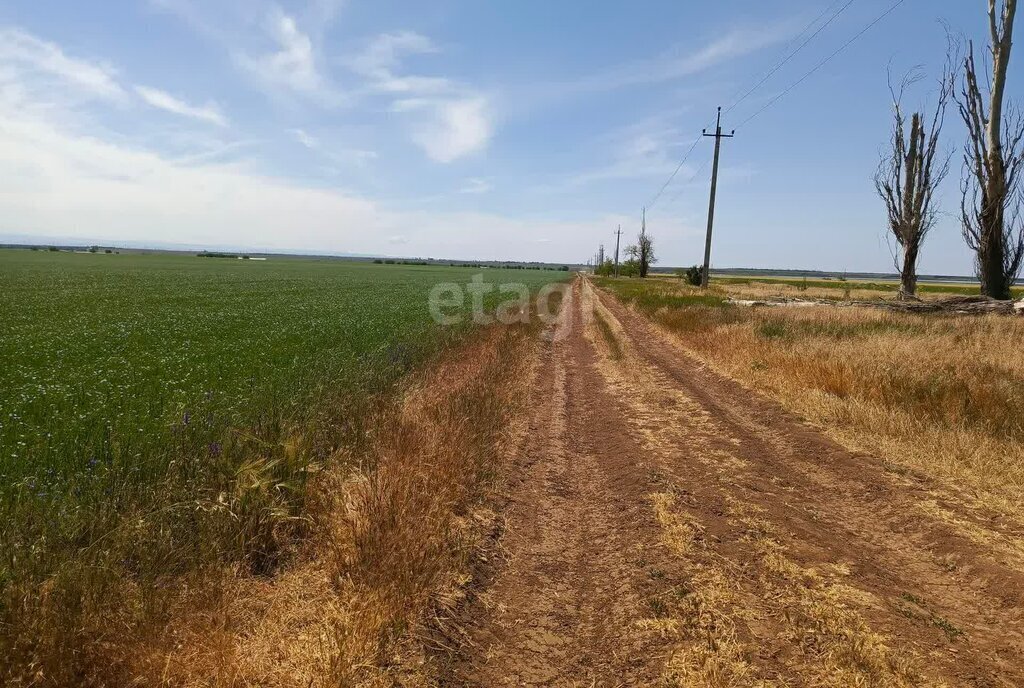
724;0;854;116
737;0;909;129
641;0;907;220
645;135;703;209
645;0;855;211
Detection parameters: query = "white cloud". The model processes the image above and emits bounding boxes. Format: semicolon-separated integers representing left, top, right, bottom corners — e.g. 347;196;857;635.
349;149;379;164
395;96;492;163
288;128;378;169
289;127;319;149
0;101;611;261
0;27;125;100
459;177;492;194
348;31;437;80
304;0;346;38
347;31;492;162
557;117;692;190
240;9;341;104
135;85;227;126
0;108;379;250
346;31;452;95
534;20;802;101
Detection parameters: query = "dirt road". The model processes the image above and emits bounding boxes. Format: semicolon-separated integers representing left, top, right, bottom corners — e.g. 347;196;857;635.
446;276;1024;686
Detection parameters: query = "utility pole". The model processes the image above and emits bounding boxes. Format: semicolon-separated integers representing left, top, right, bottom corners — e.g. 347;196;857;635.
700;106;734;289
598;243;605;267
613;225;623;277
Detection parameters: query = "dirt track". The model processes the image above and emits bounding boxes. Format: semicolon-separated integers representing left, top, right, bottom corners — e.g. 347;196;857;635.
446;276;1024;687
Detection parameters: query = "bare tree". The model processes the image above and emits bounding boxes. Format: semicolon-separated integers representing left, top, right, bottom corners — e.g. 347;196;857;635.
875;65;953;298
958;0;1024;299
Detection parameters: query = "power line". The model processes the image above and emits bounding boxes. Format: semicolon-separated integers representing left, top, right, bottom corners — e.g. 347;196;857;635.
643;0;906;215
646;0;852;211
645;135;703;209
666;156;712;205
724;0;855;116
738;0;908;129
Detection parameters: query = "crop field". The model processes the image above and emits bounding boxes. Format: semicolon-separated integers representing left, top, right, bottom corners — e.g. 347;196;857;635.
0;249;565;681
596;275;1024;508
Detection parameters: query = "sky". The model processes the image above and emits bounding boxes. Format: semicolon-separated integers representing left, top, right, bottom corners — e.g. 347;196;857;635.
0;0;1015;273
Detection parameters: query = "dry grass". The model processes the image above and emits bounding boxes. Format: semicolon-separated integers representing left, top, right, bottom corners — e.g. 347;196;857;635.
646;492;924;687
79;322;538;686
727;500;923;687
719;280;901;302
598;277;1024;515
648;492;758;688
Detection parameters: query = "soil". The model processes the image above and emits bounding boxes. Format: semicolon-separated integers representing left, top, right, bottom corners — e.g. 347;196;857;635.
443;276;1024;687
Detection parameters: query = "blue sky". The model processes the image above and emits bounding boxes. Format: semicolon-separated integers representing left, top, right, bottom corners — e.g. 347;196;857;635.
0;0;1012;273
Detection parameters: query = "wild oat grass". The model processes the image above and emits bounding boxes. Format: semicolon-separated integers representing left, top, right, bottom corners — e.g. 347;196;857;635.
0;250;563;685
597;276;1024;510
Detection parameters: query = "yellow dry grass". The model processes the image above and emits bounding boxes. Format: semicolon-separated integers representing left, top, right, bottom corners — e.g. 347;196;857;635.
116;323;538;686
648;492;758;688
691;310;1024;504
646;491;925;687
719;281;899;302
726;500;925;688
603;277;1024;517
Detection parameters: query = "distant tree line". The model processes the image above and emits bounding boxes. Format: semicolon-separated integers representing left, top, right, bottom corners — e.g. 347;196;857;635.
372;258;569;271
197;252;256;259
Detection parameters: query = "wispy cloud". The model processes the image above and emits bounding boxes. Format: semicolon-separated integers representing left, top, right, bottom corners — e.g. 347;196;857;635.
248;10;319;91
576;22;801;93
154;1;345;105
459;177;492;194
288;127;378;170
556;115;693;191
303;0;346;40
349;32;493;162
394;96;492;163
347;31;437;80
289;127;319;149
0;27;126;100
346;31;450;95
135;86;227;126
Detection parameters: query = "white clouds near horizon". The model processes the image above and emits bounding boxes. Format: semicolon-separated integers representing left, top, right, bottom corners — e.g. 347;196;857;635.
0;104;635;261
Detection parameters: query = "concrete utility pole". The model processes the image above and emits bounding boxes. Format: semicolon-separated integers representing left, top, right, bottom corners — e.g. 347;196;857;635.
700;106;734;289
613;225;623;276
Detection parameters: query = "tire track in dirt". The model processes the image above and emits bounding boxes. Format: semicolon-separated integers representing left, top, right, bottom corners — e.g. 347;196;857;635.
447;277;1024;686
591;279;1024;686
449;279;683;686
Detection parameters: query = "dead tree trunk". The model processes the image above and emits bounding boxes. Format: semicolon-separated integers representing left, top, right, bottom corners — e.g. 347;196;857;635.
958;0;1024;299
875;68;952;299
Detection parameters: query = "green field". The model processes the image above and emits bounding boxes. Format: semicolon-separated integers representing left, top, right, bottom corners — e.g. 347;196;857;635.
0;249;565;669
